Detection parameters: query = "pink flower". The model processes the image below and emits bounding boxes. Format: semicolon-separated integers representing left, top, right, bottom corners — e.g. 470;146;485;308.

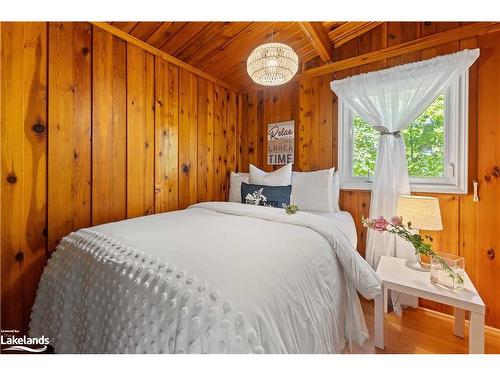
372;216;389;232
390;216;403;226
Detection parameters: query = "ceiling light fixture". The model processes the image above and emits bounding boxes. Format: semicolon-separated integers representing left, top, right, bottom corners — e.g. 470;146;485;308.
247;34;299;86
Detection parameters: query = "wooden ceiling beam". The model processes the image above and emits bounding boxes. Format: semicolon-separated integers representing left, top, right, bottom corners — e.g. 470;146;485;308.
298;22;333;62
91;22;238;92
301;22;500;79
330;21;384;48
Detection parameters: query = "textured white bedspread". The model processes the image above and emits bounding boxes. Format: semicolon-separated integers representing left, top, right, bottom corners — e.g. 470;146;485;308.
30;202;381;354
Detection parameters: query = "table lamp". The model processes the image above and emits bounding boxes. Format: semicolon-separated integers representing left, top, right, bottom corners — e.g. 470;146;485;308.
397;195;443;271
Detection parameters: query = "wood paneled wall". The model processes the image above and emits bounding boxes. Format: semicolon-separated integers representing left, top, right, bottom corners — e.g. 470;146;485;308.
239;23;500;329
1;22;239;334
2;21;500;335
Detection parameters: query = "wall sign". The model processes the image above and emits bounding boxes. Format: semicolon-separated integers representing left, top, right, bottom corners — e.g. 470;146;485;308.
267;120;295;165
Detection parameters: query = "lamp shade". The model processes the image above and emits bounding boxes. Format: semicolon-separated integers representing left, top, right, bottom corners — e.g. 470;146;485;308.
396;195;443;230
247;42;299;86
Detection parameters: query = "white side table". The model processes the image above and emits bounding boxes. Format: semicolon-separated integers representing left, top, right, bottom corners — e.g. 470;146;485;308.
375;255;486;354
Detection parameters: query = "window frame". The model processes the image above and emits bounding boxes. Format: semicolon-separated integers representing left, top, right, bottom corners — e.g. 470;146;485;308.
338;71;469;194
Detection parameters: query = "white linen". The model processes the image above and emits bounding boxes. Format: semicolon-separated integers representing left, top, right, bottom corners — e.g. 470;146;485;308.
291;168;334;212
30;202;380;354
249;163;292;186
304;210;357;249
330;49;479;312
228;172;249;203
332;171;340;212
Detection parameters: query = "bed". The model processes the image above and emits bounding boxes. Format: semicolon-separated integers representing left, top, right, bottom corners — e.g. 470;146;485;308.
30;202;381;354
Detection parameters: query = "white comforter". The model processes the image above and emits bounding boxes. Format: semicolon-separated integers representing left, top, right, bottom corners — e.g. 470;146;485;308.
30;202;381;354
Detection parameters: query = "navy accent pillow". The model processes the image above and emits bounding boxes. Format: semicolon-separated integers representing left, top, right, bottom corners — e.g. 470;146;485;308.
241;182;292;208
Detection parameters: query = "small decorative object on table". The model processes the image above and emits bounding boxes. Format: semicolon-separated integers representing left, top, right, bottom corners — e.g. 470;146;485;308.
282;204;299;215
430;252;465;290
362;215;464;289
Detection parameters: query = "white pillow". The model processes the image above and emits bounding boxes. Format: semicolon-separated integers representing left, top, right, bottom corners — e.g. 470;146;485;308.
249;163;292;186
291;168;334;212
332;171;340;212
228;171;249;203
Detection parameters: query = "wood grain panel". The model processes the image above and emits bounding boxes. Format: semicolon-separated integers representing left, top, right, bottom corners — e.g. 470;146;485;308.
127;44;155;218
213;84;225;201
477;31;500;328
459;36;479;287
420;22;460;59
1;21;242;335
129;22;162;41
48;22;92;252
246;91;261;170
144;22;173;48
239;93;249;172
178;69;198;208
311;76;334;170
386;22;421;66
183;22;252;67
159;22;209;55
1;22;47;333
226;90;238;180
219;88;229;199
155;59;179;212
92;27;127;225
197;78;214;202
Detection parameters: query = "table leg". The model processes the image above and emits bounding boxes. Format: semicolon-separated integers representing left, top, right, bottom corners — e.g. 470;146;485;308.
469;312;485;354
374;291;384;349
454;307;465;338
383;286;388;314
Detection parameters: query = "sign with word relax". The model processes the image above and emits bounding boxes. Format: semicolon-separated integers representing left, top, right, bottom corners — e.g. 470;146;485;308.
267;120;294;165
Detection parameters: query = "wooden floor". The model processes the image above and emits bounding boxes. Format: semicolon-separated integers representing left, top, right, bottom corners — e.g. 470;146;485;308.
352;299;500;354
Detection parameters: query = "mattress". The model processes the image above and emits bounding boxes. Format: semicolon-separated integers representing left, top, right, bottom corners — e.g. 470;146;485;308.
30;202;381;354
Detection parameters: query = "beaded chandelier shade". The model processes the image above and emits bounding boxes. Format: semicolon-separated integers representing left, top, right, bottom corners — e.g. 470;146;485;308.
247;42;299;86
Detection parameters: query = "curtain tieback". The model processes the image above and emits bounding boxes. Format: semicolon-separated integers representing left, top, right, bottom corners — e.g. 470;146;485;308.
375;126;401;138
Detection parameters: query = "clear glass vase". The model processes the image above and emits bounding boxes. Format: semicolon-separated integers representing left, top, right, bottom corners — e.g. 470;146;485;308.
430;252;465;290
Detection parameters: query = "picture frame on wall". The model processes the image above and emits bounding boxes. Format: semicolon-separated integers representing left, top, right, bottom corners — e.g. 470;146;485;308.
267;120;295;165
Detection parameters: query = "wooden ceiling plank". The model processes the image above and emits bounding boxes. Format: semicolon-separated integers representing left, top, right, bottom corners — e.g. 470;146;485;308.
205;22;294;78
197;22;290;72
146;22;186;49
174;22;228;60
302;22;500;78
298;22;333;62
332;21;384;48
129;22;164;41
194;22;274;70
183;22;253;66
144;22;173;46
91;22;238;92
110;22;138;33
159;22;211;56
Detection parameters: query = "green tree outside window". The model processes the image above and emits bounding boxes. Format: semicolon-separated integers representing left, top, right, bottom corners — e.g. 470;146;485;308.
352;94;445;179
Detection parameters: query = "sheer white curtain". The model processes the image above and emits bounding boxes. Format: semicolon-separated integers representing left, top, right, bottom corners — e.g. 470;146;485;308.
330;49;479;311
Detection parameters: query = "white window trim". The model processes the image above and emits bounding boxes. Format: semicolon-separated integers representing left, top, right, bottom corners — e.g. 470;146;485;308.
338;72;469;194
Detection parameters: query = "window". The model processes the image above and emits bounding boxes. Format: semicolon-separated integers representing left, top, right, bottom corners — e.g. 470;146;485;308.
338;72;469;194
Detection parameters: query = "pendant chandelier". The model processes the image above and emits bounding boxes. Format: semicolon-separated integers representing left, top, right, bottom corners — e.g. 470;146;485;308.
247;40;299;86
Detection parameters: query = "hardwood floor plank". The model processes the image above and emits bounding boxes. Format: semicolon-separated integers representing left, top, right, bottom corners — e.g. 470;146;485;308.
355;298;500;354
